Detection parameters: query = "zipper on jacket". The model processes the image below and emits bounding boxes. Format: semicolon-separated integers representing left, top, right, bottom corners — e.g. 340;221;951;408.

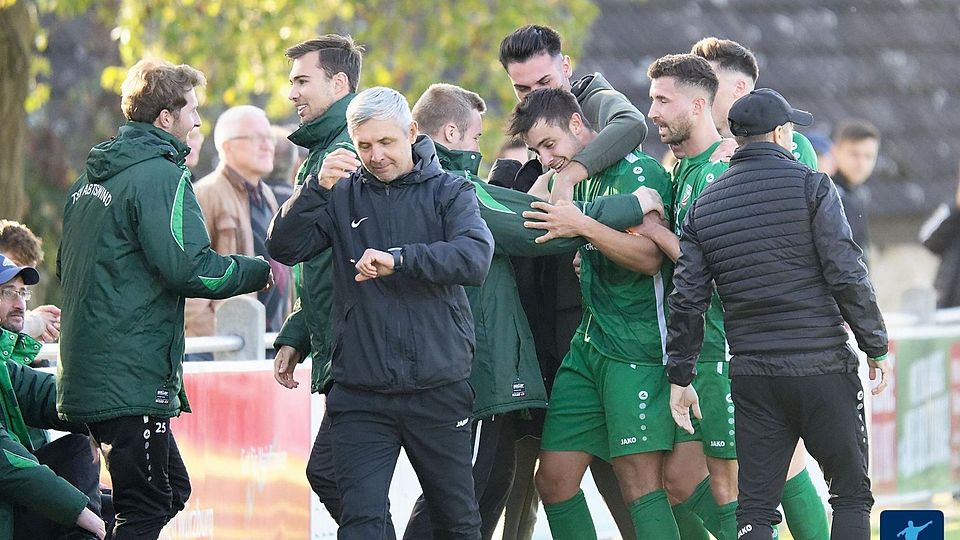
584;312;593;343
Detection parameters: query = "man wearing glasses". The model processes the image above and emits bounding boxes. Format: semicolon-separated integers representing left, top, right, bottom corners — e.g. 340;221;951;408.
0;254;106;539
185;105;290;350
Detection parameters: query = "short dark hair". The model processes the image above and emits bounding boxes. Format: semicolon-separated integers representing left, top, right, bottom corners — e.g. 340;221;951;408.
499;25;562;69
507;88;588;138
120;59;206;123
691;37;759;83
412;83;486;138
0;220;43;267
733;132;775;146
833;118;881;144
285;34;364;93
647;54;719;103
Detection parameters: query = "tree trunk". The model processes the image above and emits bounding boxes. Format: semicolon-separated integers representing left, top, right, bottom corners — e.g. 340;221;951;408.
0;1;32;221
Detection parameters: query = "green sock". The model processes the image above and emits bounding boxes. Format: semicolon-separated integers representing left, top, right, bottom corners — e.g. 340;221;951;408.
672;502;710;540
629;489;679;540
717;500;738;540
684;476;724;539
781;468;829;540
543;490;597;540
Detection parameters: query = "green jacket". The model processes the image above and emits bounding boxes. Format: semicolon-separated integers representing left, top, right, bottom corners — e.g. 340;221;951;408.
571;72;648;176
436;144;646;417
1;361;90;538
1;328;48;449
57;122;271;422
273;94;356;394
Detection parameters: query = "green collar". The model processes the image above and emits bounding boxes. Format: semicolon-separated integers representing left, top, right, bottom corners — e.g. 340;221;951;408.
125;121;190;162
435;142;482;176
0;327;40;366
289;93;355;150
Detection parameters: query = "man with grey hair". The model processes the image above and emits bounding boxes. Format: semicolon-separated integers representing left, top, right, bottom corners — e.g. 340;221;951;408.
268;86;494;539
186;105;289;349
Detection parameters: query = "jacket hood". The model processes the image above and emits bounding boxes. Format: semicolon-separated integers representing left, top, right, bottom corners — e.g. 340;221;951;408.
435;143;482;176
730;141;796;165
85;121;188;183
289;93;356;150
360;134;444;188
570;72;607;101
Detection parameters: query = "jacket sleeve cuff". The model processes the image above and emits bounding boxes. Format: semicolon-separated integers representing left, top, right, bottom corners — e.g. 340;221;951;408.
666;358;697;387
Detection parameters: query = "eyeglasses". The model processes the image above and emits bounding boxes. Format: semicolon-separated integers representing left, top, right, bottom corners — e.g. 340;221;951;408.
228;134;277;145
0;288;31;302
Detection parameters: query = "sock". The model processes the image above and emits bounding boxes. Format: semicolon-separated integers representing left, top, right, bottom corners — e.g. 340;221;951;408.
543;490;597;540
717;500;738;540
781;469;829;540
684;476;724;539
629;489;679;540
672;502;710;540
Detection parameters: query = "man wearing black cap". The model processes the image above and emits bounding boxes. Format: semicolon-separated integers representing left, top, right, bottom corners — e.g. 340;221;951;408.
665;88;889;540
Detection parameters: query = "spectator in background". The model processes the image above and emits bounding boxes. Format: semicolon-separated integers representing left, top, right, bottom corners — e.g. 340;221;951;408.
806;131;836;175
832;118;881;265
920;162;960;308
185;127;205;177
185;106;290;352
0;221;61;348
263;124;300;206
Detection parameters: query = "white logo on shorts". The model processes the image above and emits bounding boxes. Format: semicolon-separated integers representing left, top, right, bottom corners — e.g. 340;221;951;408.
620;437;637;446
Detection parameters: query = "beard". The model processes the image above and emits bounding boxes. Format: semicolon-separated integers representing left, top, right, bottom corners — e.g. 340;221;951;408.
658;114;694;146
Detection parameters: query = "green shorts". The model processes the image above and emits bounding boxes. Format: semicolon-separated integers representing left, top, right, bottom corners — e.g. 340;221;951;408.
540;334;675;461
674;361;737;459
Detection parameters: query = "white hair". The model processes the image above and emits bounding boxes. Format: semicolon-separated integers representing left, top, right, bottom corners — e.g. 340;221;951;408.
346;87;413;135
213;105;269;160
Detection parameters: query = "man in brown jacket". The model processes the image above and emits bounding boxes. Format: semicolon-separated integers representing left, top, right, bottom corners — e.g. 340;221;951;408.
185;105;289;349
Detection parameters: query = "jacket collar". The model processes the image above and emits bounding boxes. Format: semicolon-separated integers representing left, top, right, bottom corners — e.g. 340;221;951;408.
288;93;355;151
360;135;444;189
220;164;260;193
435;142;482;176
0;327;40;366
125;121;191;163
730;141;796;165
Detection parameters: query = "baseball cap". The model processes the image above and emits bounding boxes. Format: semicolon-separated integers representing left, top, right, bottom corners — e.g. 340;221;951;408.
728;88;813;137
0;254;39;286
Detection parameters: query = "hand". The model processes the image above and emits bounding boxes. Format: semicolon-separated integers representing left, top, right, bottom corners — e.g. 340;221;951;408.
354;248;395;282
632;186;665;220
709;138;738;163
527;168;555;201
274;345;302;389
25;305;61;341
318;148;361;189
522;200;593;243
670;383;702;435
868;357;889;395
548;161;589;203
255;256;275;291
572;251;582;280
75;507;106;539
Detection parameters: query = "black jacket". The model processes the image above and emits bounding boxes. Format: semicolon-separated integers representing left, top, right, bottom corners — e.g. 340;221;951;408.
267;135;494;392
834;171;871;266
666;142;887;385
920;203;960;308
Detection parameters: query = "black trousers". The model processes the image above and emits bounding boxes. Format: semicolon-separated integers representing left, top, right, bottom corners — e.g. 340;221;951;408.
13;434;102;540
403;413;517;540
327;381;481;540
732;372;873;540
88;416;191;540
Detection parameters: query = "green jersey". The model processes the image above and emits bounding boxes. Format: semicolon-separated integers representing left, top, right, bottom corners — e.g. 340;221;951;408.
574;150;673;365
792;131;818;169
672;140;729;362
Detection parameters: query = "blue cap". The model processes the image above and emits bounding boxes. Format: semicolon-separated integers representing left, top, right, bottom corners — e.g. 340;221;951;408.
0;254;39;286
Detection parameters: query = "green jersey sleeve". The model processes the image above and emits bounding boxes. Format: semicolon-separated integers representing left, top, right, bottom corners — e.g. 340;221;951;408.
792;131;818;169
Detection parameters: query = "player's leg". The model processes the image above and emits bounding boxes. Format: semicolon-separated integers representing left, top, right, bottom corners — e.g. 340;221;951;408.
795;373;872;540
781;441;829;540
589;458;636;540
663;441;713;540
700;361;740;540
731;376;798;540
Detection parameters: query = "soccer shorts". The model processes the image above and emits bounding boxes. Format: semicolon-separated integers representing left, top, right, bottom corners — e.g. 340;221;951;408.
674;361;737;459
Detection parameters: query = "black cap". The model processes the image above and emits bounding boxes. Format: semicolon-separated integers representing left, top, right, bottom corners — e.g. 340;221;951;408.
728;88;813;137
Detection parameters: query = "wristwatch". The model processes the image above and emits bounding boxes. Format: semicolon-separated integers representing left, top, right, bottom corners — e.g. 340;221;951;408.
388;247;404;271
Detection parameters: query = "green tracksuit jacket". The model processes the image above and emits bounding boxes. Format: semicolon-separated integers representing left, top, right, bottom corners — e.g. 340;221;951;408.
57;121;271;422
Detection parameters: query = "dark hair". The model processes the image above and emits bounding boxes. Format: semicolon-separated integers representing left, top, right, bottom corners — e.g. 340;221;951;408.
0;220;43;267
499;25;562;69
691;37;759;83
647;54;719;102
285;34;364;93
734;132;775;146
833;118;881;144
507;88;588;138
497;136;527;156
412;83;486;138
121;59;206;123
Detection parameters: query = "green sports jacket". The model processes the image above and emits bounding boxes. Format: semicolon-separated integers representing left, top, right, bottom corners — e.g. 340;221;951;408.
272;93;356;395
436;144;646;416
57;121;271;422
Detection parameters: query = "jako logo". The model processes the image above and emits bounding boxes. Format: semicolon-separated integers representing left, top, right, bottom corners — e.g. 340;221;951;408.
455;418;469;428
620;437;637;446
737;524;752;538
879;510;943;540
710;441;726;448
